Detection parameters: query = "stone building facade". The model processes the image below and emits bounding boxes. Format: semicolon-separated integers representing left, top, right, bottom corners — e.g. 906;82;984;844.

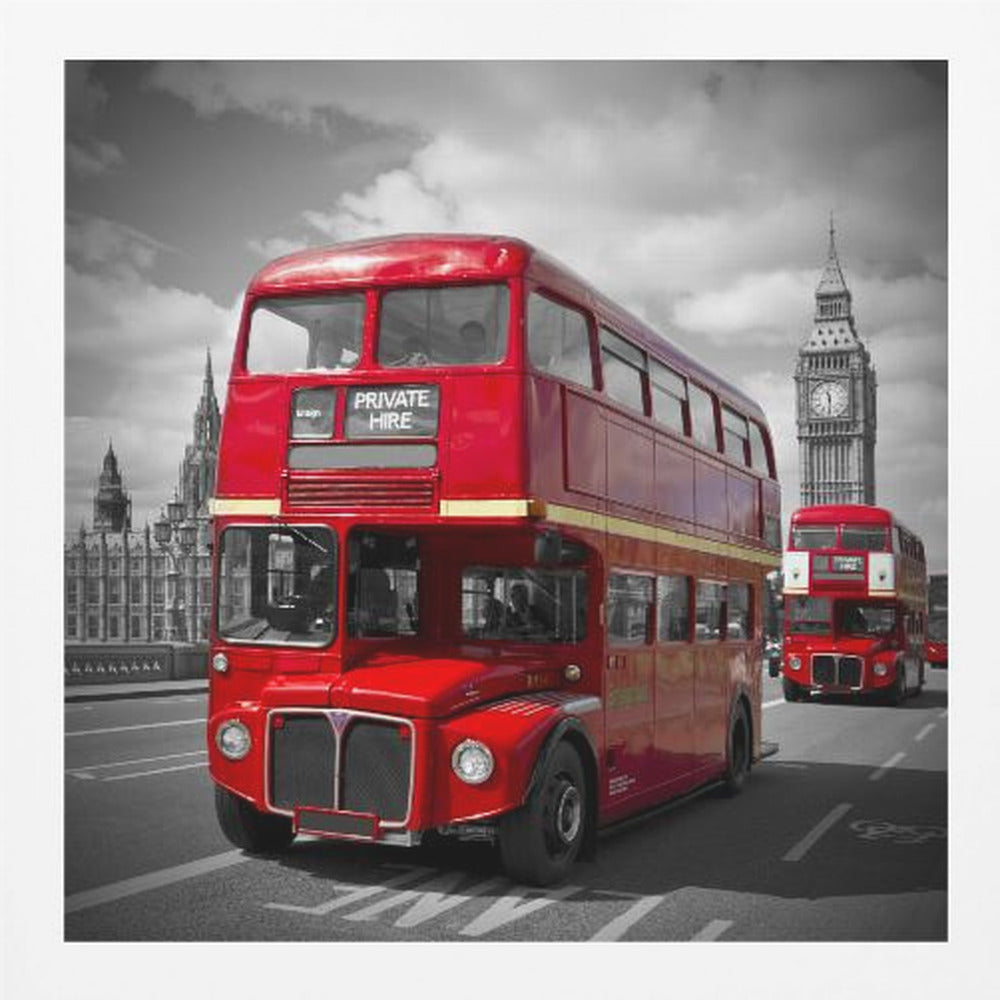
64;351;220;646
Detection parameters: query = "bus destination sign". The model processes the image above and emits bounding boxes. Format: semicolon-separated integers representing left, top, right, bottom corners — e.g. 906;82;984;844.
346;385;440;438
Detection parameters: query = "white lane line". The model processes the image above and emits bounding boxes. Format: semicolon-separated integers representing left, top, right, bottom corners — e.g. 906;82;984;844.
65;850;248;914
870;751;906;782
938;710;948;720
915;723;936;743
762;698;784;709
691;919;733;941
66;718;204;738
590;895;665;941
103;762;209;781
68;750;207;775
460;884;584;937
783;802;852;862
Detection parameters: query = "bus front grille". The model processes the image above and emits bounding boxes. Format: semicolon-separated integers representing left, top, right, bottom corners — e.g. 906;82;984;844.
341;720;411;823
811;655;863;688
268;711;412;824
287;475;435;509
812;655;836;685
838;656;863;687
271;715;336;810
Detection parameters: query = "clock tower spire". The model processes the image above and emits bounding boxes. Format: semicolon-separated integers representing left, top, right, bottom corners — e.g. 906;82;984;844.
794;220;877;505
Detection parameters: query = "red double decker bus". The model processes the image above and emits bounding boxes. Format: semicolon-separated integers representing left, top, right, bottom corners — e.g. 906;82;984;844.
781;504;927;704
207;234;781;885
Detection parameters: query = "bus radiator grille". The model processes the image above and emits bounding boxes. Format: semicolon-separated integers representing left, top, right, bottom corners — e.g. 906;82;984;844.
812;655;836;685
271;715;336;810
287;476;435;509
341;720;412;823
838;656;863;687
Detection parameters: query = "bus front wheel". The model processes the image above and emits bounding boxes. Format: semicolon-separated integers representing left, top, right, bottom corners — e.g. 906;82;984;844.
499;741;586;887
783;677;803;702
214;785;295;854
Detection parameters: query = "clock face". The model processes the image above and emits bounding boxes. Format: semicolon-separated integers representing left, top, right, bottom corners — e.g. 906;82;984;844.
810;380;849;417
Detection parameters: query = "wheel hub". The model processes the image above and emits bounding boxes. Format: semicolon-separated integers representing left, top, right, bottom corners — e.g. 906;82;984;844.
554;782;582;845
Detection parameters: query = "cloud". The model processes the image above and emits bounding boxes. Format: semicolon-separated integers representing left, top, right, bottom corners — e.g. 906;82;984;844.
67;138;124;178
65;214;238;533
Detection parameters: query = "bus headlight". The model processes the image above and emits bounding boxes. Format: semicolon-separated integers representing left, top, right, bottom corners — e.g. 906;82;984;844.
212;652;229;674
451;739;494;785
874;662;888;677
216;720;252;760
788;656;802;672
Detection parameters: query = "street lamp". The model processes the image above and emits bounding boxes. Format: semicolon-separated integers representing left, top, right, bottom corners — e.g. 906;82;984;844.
154;496;197;642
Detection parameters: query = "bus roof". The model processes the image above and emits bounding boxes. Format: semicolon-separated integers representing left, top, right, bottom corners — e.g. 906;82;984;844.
791;505;904;530
247;233;764;422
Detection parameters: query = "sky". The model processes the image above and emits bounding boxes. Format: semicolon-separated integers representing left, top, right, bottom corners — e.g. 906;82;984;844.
63;59;949;568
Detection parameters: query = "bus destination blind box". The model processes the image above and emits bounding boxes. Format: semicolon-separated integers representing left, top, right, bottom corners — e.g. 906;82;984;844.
346;385;440;438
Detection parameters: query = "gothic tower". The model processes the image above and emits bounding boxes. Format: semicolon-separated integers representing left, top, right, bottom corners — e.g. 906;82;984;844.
92;440;132;532
795;221;877;505
178;348;221;513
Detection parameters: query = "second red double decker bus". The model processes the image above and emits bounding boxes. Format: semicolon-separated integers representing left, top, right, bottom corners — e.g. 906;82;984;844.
207;234;782;885
781;504;927;704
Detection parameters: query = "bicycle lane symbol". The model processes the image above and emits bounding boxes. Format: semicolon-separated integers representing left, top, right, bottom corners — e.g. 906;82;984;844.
850;820;947;845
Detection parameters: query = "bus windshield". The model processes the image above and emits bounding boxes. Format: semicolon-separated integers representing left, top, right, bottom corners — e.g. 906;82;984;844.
217;525;336;646
841;525;887;551
377;284;509;367
837;601;896;637
786;596;832;635
791;526;837;550
461;567;587;643
246;294;365;373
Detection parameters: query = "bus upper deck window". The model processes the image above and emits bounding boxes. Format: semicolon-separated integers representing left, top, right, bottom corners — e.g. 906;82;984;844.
841;525;887;551
377;284;509;367
245;295;365;374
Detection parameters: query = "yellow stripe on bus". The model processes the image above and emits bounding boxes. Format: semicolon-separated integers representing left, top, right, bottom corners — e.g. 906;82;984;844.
209;498;282;516
440;497;780;568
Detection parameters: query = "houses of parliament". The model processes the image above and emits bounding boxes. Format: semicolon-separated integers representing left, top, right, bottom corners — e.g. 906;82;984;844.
64;351;220;657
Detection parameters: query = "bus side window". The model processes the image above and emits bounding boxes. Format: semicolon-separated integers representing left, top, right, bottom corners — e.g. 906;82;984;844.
526;293;594;389
689;383;719;452
608;573;654;645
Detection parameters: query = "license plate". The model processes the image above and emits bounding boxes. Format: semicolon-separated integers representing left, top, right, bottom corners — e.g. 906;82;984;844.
294;807;379;841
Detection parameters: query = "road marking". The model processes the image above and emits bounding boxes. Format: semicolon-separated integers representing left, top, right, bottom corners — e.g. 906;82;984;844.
870;751;906;781
762;698;784;709
342;872;506;926
460;884;584;937
771;762;809;769
590;894;665;941
64;705;94;713
65;850;248;914
691;919;733;941
265;867;434;916
103;762;209;781
783;802;852;862
65;718;204;738
915;723;936;742
67;750;207;776
938;710;948;720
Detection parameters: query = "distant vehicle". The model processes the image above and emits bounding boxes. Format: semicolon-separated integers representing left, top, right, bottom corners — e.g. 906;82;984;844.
780;504;927;704
926;614;948;669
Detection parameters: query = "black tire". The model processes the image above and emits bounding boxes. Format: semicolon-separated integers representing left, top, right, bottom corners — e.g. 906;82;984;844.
214;785;295;854
721;702;751;796
498;741;587;887
888;664;906;706
783;677;802;702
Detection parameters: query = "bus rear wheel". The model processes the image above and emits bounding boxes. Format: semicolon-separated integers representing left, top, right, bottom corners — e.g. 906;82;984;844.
498;742;586;887
722;702;751;796
214;786;295;854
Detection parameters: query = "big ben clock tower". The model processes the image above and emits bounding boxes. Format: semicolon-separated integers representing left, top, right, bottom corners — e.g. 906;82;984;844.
795;221;877;505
